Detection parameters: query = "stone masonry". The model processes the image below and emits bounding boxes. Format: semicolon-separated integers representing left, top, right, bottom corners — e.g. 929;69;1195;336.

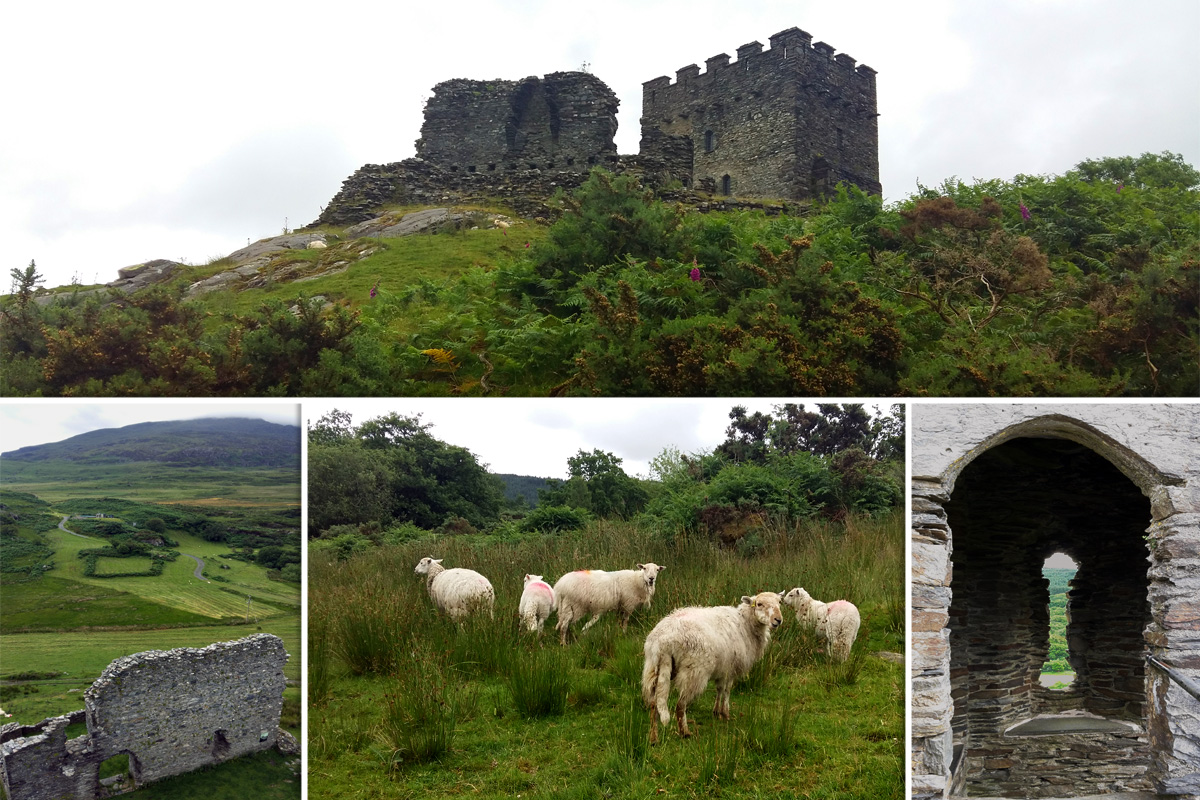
910;405;1200;799
640;26;880;200
0;634;289;800
313;26;879;227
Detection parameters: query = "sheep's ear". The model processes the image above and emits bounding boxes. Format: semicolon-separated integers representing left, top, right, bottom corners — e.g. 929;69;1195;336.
740;595;752;605
637;563;644;569
524;573;531;582
658;564;665;571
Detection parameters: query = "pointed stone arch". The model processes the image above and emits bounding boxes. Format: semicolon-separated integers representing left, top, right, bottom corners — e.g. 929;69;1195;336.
911;404;1200;799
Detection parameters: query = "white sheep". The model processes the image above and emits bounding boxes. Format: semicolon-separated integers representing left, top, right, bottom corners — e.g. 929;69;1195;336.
518;573;556;635
308;240;327;249
553;563;664;645
414;556;494;620
641;591;783;743
782;587;860;662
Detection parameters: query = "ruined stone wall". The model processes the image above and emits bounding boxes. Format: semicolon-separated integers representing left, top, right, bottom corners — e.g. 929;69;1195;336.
640;27;879;200
910;404;1200;799
416;72;618;174
0;634;288;800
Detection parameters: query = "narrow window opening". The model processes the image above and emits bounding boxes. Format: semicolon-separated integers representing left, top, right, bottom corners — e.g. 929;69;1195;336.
211;729;231;758
488;163;496;172
1041;553;1077;690
467;165;476;173
704;130;714;152
721;174;731;195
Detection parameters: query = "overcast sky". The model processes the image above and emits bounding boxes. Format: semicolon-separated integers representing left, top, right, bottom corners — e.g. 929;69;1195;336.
0;401;300;455
303;398;886;479
5;0;1197;290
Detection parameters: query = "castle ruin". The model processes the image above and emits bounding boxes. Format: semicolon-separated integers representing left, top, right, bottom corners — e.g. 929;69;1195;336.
313;27;878;227
910;405;1200;798
0;634;291;800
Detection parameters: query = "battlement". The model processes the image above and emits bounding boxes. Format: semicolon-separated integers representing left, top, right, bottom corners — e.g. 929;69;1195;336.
642;27;876;92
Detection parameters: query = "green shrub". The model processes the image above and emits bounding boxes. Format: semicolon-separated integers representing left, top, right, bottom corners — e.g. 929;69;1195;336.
520;504;591;533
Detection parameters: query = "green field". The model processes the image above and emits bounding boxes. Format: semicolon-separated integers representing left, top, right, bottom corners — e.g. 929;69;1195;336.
310;513;905;800
0;462;300;506
34;525;298;619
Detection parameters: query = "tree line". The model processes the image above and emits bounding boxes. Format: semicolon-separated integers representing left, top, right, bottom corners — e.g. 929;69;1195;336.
307;404;904;559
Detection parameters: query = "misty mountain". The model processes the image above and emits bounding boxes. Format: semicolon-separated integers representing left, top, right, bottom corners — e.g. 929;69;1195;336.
1;418;300;469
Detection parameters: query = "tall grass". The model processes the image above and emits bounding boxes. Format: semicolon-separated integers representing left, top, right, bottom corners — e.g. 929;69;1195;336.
506;643;570;718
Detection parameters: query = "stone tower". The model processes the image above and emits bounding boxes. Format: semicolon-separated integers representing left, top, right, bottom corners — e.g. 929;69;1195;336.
639;27;880;200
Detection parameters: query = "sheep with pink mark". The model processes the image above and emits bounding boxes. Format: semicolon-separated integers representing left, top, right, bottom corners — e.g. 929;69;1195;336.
553;563;663;645
781;587;861;662
518;574;555;635
641;591;783;744
413;556;495;620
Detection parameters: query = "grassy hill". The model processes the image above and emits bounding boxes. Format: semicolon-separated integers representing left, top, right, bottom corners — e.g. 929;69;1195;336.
3;153;1196;397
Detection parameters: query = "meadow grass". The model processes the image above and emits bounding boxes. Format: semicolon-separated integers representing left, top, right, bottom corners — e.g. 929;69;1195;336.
309;511;904;799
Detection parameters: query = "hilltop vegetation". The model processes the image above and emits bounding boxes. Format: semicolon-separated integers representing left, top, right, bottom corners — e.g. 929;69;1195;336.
3;152;1195;396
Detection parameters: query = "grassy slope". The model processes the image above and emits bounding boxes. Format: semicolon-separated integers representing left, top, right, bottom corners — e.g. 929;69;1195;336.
192;219;545;334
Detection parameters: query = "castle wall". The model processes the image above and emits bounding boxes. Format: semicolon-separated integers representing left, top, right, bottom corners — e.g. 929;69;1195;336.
0;634;288;800
640;27;879;200
416;72;618;173
910;405;1200;799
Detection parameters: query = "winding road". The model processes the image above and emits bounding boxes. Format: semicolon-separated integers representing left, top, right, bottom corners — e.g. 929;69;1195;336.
180;553;209;582
57;516;94;538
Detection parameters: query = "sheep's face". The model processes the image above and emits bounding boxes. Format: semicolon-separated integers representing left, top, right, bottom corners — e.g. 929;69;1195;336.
414;556;441;575
742;592;783;629
782;587;811;612
637;562;664;590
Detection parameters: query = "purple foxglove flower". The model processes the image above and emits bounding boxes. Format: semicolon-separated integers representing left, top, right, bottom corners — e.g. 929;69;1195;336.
1020;204;1031;221
690;267;701;282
